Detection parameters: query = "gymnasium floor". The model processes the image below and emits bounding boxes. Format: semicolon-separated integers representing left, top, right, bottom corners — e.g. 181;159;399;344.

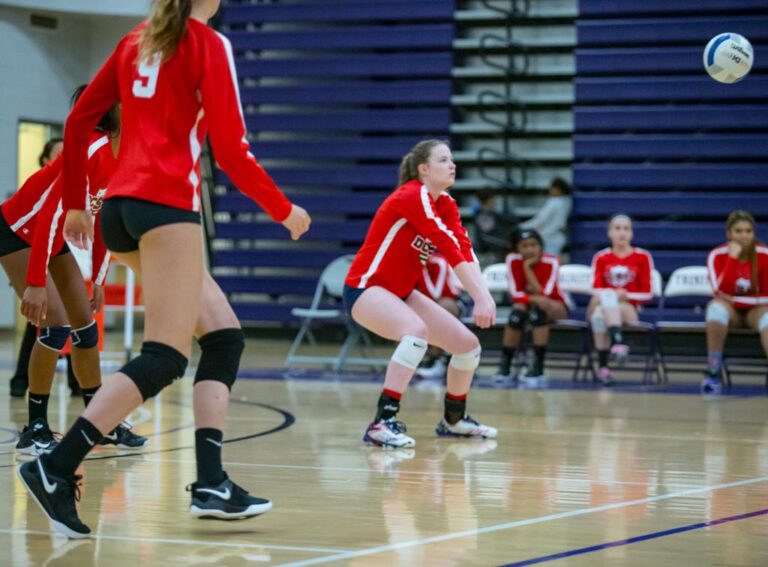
1;333;767;566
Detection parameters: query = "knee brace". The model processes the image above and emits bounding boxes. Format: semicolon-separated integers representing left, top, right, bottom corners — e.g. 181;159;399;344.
120;341;188;401
529;306;549;327
71;321;99;349
194;328;245;390
391;335;428;370
759;312;768;333
449;345;482;371
600;290;619;309
37;326;71;352
590;310;607;333
507;308;528;330
706;302;730;326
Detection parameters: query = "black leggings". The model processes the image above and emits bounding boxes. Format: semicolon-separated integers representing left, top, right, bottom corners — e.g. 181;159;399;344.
100;197;201;253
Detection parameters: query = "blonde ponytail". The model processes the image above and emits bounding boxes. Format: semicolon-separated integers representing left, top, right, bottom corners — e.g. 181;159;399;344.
139;0;193;62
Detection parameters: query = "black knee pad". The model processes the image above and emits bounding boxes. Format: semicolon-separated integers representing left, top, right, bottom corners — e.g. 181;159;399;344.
529;306;549;327
120;341;188;401
194;328;245;391
71;321;99;349
37;326;71;352
507;308;527;330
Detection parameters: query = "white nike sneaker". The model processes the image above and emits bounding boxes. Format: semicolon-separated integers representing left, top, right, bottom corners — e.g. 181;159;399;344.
435;415;497;439
363;418;416;448
188;473;272;520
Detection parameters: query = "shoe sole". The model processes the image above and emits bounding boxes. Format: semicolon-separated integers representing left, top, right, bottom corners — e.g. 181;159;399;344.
98;441;150;450
435;429;497;439
16;445;53;457
16;465;91;539
189;501;273;520
362;433;415;448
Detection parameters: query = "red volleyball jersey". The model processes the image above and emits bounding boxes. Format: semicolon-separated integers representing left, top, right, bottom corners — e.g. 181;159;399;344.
591;247;654;305
505;252;565;305
707;243;768;309
1;158;62;247
417;253;461;301
345;180;476;298
61;19;291;221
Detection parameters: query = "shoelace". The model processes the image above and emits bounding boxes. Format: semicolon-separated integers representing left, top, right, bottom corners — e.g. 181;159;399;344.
462;414;480;426
384;419;408;434
66;474;84;503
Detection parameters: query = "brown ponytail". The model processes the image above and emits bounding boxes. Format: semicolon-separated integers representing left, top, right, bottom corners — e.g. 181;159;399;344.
139;0;193;62
397;139;447;186
726;210;759;294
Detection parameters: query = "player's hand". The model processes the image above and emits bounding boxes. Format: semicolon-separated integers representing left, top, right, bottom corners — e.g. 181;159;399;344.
91;284;105;314
616;288;628;300
21;286;47;327
64;210;94;250
523;257;536;268
472;293;496;329
281;205;311;240
727;241;742;259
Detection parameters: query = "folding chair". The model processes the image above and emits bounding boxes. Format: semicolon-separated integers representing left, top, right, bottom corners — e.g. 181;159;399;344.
481;263;510;324
552;264;595;381
285;255;386;373
624;269;663;384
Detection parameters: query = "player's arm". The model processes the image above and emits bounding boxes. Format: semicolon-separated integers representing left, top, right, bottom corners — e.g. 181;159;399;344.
626;252;654;302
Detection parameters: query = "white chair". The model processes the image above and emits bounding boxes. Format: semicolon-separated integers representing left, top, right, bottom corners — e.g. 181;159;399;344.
558;263;593;296
482;263;509;293
285;255;386;373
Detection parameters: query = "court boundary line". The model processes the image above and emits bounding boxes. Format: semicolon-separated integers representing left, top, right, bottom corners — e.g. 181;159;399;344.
276;474;768;566
0;528;350;554
502;507;768;566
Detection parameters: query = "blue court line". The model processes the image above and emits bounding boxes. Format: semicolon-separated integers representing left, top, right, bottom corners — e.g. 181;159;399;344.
501;508;768;566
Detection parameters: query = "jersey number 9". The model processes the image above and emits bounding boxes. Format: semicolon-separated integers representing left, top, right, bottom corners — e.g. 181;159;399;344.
132;54;161;99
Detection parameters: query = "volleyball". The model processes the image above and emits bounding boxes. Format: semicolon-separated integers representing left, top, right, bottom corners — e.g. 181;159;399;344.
703;33;754;83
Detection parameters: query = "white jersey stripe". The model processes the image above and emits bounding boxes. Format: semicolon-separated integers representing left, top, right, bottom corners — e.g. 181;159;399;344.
87;135;109;159
10;181;55;232
358;218;407;288
420;186;461;250
46;200;64;268
188;104;205;212
94;252;111;286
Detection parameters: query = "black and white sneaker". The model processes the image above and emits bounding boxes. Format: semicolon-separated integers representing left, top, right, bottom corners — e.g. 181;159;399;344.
99;422;149;449
187;473;272;520
17;458;91;538
16;418;58;457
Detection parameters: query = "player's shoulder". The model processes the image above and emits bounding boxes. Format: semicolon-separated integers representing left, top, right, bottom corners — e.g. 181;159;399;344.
633;247;654;260
505;252;523;264
592;247;612;261
542;253;560;265
709;243;729;257
756;243;768;256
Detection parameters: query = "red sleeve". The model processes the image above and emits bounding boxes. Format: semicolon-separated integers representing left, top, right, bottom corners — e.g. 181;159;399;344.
708;247;739;294
392;186;467;267
626;251;654;302
199;32;292;222
91;213;111;285
26;177;65;287
759;249;768;297
505;254;529;304
61;41;123;212
591;253;606;289
438;195;476;263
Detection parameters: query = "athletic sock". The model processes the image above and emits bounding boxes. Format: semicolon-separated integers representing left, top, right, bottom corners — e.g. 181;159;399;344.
609;326;623;346
28;392;50;424
707;351;723;376
43;417;102;477
374;389;402;422
499;347;515;375
533;346;547;367
444;392;467;425
195;428;225;486
81;386;100;408
598;350;610;368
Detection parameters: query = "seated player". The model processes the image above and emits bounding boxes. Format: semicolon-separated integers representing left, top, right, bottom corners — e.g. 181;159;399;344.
588;214;654;386
703;210;768;395
496;229;567;382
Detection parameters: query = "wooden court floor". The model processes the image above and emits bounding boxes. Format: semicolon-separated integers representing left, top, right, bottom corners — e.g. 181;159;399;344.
1;336;768;566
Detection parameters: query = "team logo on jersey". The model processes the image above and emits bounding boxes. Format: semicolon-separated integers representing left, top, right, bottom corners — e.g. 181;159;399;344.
606;265;636;288
411;236;435;265
89;188;107;215
735;277;752;295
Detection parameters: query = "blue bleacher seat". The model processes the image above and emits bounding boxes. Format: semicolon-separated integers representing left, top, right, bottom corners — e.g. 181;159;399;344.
216;166;398;189
579;0;767;17
215;221;370;242
216;192;388;215
577;16;768;46
217;275;319;296
213;249;360;269
248;137;426;160
235;53;453;79
240;81;452;105
222;1;454;24
574;106;768;132
576;47;768;75
575;77;768;103
574;164;768;190
573;192;768;217
574;134;768;160
246;109;452;133
232;303;305;323
228;25;455;51
570;222;768;249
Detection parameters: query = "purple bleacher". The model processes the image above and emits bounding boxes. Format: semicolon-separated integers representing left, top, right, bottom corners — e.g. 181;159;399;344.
571;222;768;249
573;193;768;217
574;134;768;160
574;164;768;190
575;106;768;132
575;76;768;103
579;0;767;18
213;1;455;323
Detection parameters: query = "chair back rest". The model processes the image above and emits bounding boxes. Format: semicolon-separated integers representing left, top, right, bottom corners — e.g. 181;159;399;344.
320;255;355;298
652;269;663;298
558;264;593;294
482;263;509;293
663;265;712;298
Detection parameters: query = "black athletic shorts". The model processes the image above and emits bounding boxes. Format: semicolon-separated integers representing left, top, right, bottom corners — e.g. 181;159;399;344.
342;285;409;316
100;197;201;253
0;211;70;259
